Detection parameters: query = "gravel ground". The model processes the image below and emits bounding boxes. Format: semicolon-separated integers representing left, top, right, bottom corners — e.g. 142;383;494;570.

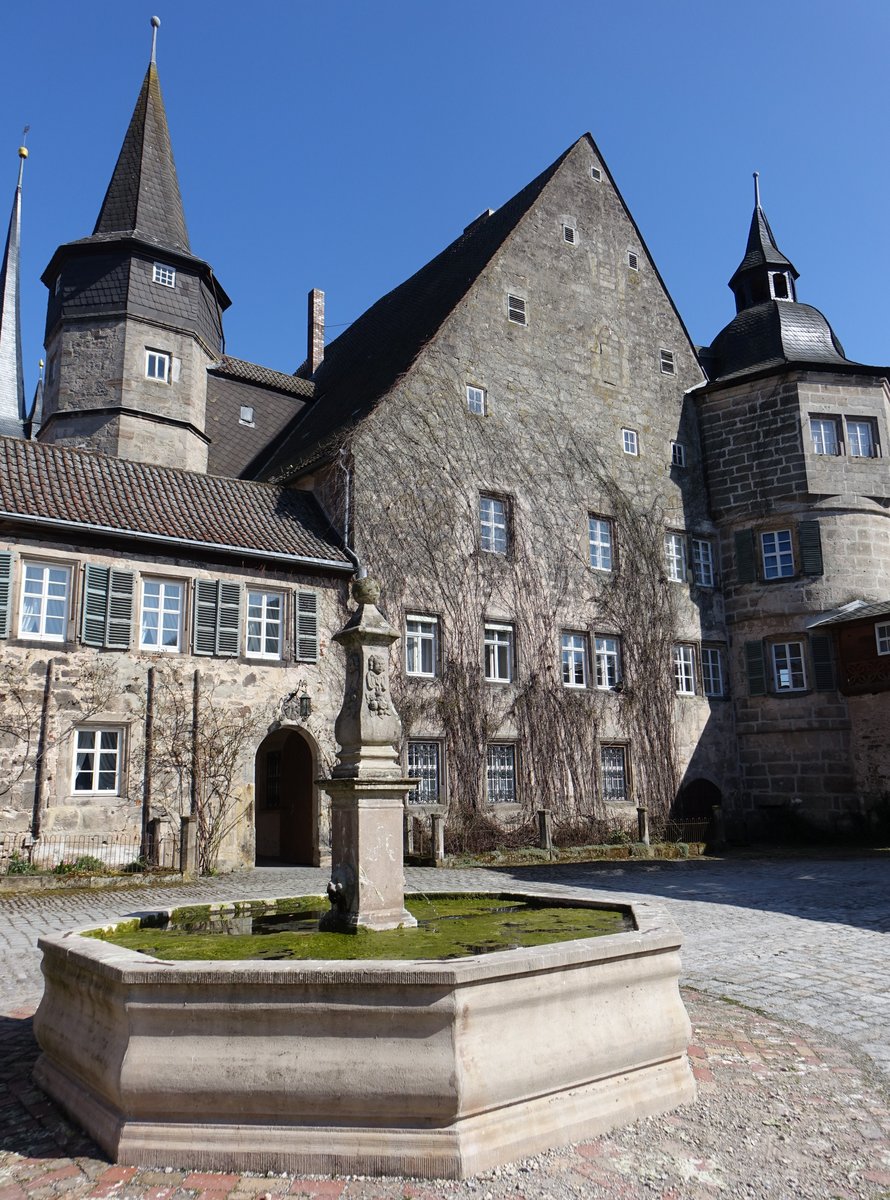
1;987;889;1200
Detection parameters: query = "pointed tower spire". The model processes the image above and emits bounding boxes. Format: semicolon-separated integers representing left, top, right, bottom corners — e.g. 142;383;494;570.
93;16;190;252
0;138;28;437
728;174;799;312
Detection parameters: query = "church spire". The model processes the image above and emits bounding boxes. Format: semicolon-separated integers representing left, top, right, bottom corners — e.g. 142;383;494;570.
92;16;190;253
728;173;799;313
0;140;28;437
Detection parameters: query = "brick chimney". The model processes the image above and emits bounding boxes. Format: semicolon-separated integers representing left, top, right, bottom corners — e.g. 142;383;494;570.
308;288;325;374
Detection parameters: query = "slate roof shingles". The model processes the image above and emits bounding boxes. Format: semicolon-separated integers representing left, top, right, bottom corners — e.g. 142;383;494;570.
0;437;350;567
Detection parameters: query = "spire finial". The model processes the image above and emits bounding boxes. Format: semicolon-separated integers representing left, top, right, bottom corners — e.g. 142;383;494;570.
17;126;29;188
150;15;160;64
753;171;761;209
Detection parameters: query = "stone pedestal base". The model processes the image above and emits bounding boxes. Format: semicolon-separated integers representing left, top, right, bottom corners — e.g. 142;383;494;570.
323;777;417;930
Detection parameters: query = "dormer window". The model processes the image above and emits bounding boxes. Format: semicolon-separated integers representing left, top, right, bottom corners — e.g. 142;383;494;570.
770;271;792;301
152;263;176;288
239;405;255;426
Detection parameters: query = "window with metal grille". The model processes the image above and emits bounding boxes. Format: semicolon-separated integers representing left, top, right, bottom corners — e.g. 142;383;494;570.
673;644;696;695
601;745;628;801
407;741;441;805
405;614;438;677
588;516;613;572
702;646;726;697
660;349;675;374
507;294;527;325
73;728;121;794
247;590;283;658
590;166;602;181
594;635;621;689
664;532;687;582
484;623;513;683
479;495;508;554
627;252;639;271
760;530;794;579
563;224;576;244
486;743;516;803
152;262;176;288
466;385;487;415
771;641;806;691
561;632;588;688
691;538;715;587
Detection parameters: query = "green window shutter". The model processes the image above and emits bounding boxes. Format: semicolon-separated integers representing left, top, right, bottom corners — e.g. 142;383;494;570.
798;521;823;577
745;640;767;696
106;570;134;649
0;552;12;638
296;590;319;662
810;634;836;691
734;529;756;583
193;579;218;656
216;583;241;656
82;564;110;646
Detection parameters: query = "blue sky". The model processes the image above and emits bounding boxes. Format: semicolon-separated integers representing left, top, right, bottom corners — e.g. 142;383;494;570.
2;2;888;390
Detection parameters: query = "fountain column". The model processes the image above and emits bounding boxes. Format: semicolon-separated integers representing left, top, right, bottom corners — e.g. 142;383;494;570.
321;577;417;930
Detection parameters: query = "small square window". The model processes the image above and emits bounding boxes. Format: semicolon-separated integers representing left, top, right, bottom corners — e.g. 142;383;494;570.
664;532;687;583
407;741;442;806
875;622;890;656
507;294;527;325
691;537;715;588
152;262;176;288
810;416;840;456
145;349;171;383
590;166;602;181
622;428;638;456
466;385;487;416
660;349;675;375
594;635;621;690
484;623;514;683
671;441;686;468
673;644;696;695
561;632;588;688
702;646;726;697
486;743;516;803
73;728;121;794
588;516;613;572
479;495;508;554
239;405;255;426
761;529;794;579
563;224;577;245
771;641;806;691
846;418;877;459
405;614;439;678
627;252;639;271
601;745;628;801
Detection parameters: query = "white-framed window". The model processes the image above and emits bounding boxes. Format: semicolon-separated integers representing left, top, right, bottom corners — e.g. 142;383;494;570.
671;441;686;468
239;405;255;426
673;644;696;695
810;416;840;456
407;740;442;806
466;384;487;416
622;428;639;456
563;224;577;245
561;632;588;688
761;529;794;579
771;641;806;691
691;537;715;587
847;418;876;458
246;590;283;659
627;251;639;271
479;495;508;554
588;516;613;572
601;744;628;801
660;349;675;375
486;743;516;803
590;165;602;181
594;635;621;689
664;532;687;583
72;727;121;795
405;614;438;677
140;578;184;652
702;646;726;697
152;262;176;288
875;622;890;656
19;561;70;642
507;294;527;325
484;623;513;683
145;349;171;383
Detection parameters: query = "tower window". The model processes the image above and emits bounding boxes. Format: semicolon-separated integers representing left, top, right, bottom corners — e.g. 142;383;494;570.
660;349;675;375
145;350;171;383
770;271;790;300
152;263;176;288
627;252;639;271
563;224;577;245
507;294;527;325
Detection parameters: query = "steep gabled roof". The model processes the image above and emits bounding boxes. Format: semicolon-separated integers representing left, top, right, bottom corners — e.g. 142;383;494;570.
0;149;27;436
0;437;350;568
92;61;190;254
256;142;577;480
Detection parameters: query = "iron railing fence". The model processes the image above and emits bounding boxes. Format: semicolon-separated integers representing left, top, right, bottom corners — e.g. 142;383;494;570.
1;830;180;876
651;818;712;845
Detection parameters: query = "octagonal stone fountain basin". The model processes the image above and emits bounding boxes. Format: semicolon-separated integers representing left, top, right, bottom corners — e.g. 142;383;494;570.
33;890;695;1180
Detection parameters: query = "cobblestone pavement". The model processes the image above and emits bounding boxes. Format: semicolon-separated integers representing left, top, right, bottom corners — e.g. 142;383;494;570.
0;855;888;1198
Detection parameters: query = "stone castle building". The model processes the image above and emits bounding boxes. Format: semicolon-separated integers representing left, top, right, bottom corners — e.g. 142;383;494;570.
0;30;886;868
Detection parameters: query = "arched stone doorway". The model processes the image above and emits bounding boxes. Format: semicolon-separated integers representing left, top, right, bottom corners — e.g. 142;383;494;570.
674;778;722;820
254;728;318;865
